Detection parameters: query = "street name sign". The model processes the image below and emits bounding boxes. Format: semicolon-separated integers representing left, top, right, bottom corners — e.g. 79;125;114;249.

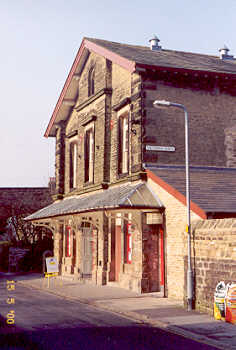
146;145;176;152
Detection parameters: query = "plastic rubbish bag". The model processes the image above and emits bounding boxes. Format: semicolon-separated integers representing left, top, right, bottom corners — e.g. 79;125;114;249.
225;283;236;324
214;281;226;320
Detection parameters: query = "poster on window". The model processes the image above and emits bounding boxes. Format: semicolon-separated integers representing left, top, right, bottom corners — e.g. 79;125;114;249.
46;257;59;273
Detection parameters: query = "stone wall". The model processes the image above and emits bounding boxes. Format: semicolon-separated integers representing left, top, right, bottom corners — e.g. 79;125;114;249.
53;212;105;284
58;54;146;198
147;177;236;310
8;247;30;272
116;211;143;292
141;72;236;167
192;218;236;314
110;64;132;183
60;52;114;196
130;72;143;174
54;48;236;198
147;176;201;300
55;124;66;196
65;95;108;194
77;52;107;105
224;125;236;167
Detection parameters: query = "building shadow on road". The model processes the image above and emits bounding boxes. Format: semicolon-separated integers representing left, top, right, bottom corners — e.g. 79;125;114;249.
0;314;220;350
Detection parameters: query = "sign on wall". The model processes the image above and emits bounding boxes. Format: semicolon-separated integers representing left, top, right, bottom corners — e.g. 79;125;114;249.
146;145;175;152
146;213;163;225
46;257;59;273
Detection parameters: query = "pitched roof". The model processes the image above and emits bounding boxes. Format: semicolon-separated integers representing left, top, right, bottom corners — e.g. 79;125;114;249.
25;182;162;221
146;165;236;216
85;37;236;75
45;37;236;137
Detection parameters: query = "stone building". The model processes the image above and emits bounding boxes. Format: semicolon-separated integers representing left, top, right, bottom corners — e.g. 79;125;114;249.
26;37;236;301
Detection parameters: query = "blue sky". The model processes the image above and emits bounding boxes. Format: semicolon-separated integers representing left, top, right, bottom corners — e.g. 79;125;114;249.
1;0;236;187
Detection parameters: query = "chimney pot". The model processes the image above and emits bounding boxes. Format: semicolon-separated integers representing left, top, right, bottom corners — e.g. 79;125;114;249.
149;35;162;51
219;45;235;61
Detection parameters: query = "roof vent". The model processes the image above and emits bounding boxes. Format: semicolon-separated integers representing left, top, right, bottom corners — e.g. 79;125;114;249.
219;45;235;61
149;35;162;51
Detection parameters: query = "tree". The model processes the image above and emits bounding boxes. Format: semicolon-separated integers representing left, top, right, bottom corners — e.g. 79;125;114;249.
0;188;53;245
2;201;51;247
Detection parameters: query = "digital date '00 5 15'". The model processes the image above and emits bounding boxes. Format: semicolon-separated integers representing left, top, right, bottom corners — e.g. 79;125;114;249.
6;280;15;324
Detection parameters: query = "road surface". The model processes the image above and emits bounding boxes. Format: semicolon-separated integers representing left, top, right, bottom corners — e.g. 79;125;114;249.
0;280;219;350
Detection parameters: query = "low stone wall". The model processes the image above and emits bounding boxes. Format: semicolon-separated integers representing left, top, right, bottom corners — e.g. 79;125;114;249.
192;218;236;314
8;247;30;272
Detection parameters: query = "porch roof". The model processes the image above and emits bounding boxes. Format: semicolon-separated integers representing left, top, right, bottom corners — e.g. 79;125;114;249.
25;182;163;221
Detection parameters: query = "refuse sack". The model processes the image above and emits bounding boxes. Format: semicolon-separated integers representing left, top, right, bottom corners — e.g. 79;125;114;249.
214;281;226;320
225;283;236;324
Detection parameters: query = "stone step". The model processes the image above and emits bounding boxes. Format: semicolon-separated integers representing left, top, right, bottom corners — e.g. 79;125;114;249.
61;274;78;281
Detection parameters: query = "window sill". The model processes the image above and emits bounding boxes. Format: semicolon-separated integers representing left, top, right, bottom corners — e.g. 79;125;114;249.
117;172;129;180
83;181;94;188
69;188;77;193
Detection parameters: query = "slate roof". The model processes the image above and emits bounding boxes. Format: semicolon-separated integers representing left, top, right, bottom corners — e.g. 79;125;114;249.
86;37;236;75
146;165;236;213
25;182;162;221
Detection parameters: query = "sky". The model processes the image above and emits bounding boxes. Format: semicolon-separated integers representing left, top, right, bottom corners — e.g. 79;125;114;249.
1;0;236;187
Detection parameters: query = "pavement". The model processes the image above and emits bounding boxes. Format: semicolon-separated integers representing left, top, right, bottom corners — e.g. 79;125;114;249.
1;272;236;350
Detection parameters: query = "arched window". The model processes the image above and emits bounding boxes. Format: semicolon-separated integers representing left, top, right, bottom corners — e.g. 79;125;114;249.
88;67;95;97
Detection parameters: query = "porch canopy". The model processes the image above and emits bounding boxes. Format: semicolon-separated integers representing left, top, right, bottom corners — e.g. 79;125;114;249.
25;182;163;221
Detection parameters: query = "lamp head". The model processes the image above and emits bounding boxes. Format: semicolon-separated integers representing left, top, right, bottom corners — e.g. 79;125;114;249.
153;100;171;108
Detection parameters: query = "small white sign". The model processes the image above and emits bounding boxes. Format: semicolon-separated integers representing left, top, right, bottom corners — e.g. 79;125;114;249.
146;145;176;152
146;213;163;225
46;257;59;273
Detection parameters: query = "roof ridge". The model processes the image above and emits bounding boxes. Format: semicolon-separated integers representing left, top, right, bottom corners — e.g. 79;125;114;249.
84;37;228;61
145;164;236;172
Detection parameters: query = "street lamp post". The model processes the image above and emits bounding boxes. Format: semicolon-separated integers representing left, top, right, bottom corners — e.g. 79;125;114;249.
153;100;193;311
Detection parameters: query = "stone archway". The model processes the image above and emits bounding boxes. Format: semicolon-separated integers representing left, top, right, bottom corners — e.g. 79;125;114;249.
59;214;101;282
31;222;55;272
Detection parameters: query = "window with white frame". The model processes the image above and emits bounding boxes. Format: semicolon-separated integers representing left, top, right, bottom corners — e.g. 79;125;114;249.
118;112;129;174
84;125;95;183
69;142;77;190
